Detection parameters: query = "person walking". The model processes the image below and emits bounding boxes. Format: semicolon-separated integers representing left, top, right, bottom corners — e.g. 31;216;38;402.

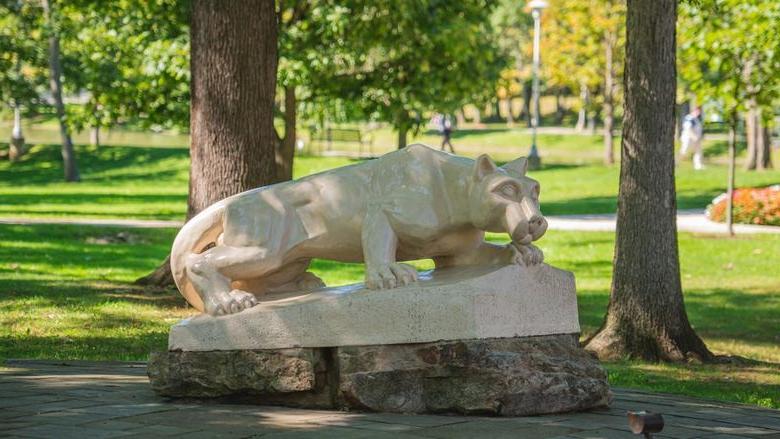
680;107;705;170
439;114;455;153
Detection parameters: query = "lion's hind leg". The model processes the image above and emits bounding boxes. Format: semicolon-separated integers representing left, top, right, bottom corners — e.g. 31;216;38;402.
186;245;282;316
240;261;326;297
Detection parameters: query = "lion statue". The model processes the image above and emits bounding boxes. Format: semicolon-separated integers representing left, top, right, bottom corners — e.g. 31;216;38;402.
170;144;548;316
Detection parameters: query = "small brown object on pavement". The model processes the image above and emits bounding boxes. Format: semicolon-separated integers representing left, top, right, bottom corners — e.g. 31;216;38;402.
627;411;664;438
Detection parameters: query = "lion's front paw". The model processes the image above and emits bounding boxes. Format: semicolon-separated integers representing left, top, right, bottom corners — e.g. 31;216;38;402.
512;243;544;266
205;289;259;316
365;262;418;289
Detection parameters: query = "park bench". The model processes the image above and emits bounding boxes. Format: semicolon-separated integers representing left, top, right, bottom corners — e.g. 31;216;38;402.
311;127;374;156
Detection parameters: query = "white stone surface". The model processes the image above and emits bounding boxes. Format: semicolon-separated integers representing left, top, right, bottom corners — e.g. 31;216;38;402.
168;263;580;351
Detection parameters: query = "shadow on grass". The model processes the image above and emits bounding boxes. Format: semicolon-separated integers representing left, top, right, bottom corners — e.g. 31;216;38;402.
0;143;189;186
0;225;175;270
0;224;178;310
0;279;184;309
703;140;747;158
685;288;780;344
576;285;780;349
606;361;780;409
0;193;186;219
541;192;725;216
541;196;618;216
491;159;585;172
0;333;170;361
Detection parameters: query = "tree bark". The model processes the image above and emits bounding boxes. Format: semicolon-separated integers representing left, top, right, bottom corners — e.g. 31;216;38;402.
505;99;515;127
757;125;772;169
275;85;296;182
588;108;600;135
603;30;616;165
42;0;79;182
576;82;588;132
90;125;100;148
137;0;278;287
456;109;466;126
9;104;25;162
584;0;712;362
396;110;410;149
745;103;772;170
493;99;503;123
522;81;532;127
727;115;737;236
397;125;408;149
554;89;565;125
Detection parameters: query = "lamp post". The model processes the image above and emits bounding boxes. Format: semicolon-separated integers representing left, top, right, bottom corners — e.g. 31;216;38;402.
527;0;547;170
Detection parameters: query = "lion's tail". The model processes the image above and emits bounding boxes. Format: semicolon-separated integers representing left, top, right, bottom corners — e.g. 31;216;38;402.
170;201;226;312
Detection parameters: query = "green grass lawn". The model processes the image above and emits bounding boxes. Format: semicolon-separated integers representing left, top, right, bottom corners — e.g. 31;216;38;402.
1;223;778;408
1;126;779;409
2;138;778;220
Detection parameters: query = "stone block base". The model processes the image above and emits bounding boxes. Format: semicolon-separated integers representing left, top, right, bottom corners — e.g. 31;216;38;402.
148;334;610;416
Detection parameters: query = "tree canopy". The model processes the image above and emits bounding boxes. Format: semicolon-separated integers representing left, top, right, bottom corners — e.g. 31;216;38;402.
0;1;47;113
301;0;508;148
678;0;780;122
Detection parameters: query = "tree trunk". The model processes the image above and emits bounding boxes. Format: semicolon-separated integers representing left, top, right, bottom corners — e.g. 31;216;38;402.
522;81;532;127
727;116;737;236
456;109;466;126
677;100;690;139
505;99;515;127
745;103;772;170
396;110;410;149
745;100;758;170
186;0;278;216
397;124;408;149
757;125;772;169
554;89;565;125
588;109;600;135
90;125;100;148
603;30;616;165
137;0;278;288
576;82;588;132
584;0;712;362
275;85;296;182
493;99;504;123
9;104;25;162
42;0;79;182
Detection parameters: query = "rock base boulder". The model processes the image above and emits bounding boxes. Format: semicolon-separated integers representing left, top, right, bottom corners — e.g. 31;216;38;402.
148;334;610;416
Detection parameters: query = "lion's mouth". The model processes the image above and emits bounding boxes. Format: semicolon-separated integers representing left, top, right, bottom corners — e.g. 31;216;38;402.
513;233;533;246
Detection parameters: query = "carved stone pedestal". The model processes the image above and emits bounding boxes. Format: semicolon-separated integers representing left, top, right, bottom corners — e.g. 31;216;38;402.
149;334;610;416
149;264;610;416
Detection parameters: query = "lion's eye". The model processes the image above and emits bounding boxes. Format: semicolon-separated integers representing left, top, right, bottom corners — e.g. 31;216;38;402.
499;184;518;198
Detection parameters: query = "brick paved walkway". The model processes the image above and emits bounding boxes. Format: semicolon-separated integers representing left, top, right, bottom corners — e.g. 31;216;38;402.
1;360;778;438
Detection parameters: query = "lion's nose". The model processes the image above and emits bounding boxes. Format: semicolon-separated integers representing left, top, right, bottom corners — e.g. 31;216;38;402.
529;214;544;229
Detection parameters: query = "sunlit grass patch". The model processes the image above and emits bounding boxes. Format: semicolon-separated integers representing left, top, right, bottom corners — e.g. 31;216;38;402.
0;222;778;407
607;361;780;409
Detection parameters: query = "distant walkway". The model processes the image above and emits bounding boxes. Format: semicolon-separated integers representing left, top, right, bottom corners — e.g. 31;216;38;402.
1;360;778;438
547;209;780;235
2;211;779;235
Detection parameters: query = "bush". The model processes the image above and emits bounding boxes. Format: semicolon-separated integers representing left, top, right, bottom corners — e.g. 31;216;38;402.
706;185;780;226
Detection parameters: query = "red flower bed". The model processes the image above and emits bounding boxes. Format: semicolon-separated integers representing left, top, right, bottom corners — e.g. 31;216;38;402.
706;185;780;226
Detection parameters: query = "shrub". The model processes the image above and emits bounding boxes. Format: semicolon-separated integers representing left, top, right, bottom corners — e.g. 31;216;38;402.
706;185;780;226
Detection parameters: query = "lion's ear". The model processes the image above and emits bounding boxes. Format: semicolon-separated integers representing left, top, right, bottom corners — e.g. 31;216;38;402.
473;154;498;181
501;157;528;176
